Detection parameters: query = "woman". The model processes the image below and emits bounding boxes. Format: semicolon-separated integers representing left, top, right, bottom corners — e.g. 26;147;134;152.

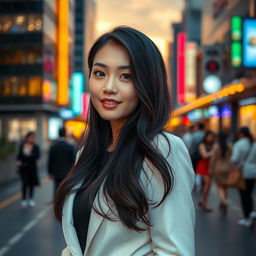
196;130;215;212
231;127;256;227
55;26;195;256
209;131;232;213
17;131;40;207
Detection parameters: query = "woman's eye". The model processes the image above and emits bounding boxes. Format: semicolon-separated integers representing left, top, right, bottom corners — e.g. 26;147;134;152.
120;73;132;80
93;70;105;78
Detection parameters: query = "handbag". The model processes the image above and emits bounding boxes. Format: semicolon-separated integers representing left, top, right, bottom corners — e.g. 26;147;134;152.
225;143;253;190
225;169;246;190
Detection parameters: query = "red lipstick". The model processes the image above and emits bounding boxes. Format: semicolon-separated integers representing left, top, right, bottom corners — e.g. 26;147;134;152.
100;98;121;110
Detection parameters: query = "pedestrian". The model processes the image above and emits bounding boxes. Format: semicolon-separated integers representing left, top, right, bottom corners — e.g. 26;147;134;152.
54;26;195;256
48;127;76;196
231;127;256;227
196;130;215;212
182;125;195;154
16;131;40;207
191;123;205;170
209;131;232;213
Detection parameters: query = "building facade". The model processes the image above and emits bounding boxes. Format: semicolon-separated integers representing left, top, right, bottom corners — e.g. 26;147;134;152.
0;0;75;149
170;0;256;139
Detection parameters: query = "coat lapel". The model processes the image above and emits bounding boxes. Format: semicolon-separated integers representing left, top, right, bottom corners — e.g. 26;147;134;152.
84;185;114;255
62;188;83;256
63;183;114;256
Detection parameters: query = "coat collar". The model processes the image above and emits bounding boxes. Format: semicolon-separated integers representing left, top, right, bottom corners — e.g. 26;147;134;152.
62;183;114;256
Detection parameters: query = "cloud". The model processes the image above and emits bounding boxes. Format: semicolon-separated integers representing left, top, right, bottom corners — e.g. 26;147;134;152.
95;0;184;58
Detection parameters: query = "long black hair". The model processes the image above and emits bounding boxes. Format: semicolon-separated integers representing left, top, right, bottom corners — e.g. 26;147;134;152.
54;26;173;231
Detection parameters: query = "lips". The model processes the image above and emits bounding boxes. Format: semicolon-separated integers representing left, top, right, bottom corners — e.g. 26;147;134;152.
100;98;121;109
100;98;121;105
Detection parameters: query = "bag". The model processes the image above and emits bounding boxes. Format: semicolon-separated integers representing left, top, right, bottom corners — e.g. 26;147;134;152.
225;169;246;190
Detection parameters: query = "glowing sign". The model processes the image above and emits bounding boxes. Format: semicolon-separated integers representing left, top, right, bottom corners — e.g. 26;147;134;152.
185;42;197;102
221;105;232;117
203;75;222;94
177;32;186;104
208;106;219;117
43;80;52;101
57;0;69;105
71;72;84;115
82;92;90;117
59;108;74;119
243;18;256;68
231;16;242;68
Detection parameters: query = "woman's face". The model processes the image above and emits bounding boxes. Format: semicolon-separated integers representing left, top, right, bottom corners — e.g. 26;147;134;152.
89;41;139;128
27;134;35;144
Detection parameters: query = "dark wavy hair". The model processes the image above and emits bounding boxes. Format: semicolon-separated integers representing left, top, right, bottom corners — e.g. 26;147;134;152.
54;26;173;231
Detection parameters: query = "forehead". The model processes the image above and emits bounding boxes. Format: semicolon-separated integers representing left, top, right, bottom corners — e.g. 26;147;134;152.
93;41;130;66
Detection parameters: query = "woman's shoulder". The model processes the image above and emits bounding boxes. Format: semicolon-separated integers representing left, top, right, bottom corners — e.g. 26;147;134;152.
153;132;189;159
153;131;183;147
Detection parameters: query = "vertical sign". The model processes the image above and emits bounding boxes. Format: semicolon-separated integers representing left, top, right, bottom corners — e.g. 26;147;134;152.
82;92;90;117
243;18;256;68
177;32;186;104
57;0;69;105
71;72;83;115
185;42;197;103
231;16;242;68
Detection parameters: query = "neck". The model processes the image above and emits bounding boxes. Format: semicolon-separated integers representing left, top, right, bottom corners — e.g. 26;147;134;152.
109;120;126;151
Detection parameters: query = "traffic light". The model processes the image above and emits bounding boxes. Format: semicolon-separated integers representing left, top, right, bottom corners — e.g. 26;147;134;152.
202;45;222;94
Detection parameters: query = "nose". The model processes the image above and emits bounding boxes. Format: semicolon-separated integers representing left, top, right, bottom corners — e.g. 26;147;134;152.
103;76;117;94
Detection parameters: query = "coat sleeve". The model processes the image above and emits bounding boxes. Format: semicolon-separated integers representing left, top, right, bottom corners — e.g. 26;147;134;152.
145;134;195;256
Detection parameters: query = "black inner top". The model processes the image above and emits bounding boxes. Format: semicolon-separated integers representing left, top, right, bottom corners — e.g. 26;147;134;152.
73;151;111;253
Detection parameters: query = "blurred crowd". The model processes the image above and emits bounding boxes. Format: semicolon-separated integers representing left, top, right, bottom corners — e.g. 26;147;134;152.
181;124;256;228
14;123;256;230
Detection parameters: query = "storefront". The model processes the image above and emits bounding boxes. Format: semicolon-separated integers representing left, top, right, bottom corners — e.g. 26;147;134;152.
168;77;256;138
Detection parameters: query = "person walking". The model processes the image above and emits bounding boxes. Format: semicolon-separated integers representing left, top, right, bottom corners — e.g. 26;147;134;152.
196;130;215;212
182;125;195;154
48;127;76;196
17;131;40;207
54;26;195;256
209;131;232;213
231;127;256;227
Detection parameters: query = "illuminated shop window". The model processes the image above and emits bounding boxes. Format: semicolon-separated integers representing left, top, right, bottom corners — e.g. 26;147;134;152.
28;76;41;96
8;119;37;142
239;105;256;139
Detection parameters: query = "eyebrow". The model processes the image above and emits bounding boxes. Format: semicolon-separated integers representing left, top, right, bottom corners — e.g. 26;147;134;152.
93;62;131;70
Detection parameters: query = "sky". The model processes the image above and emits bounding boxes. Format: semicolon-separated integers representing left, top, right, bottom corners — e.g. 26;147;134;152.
95;0;184;60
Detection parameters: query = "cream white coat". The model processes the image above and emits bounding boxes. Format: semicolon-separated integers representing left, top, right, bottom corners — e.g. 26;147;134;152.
61;133;195;256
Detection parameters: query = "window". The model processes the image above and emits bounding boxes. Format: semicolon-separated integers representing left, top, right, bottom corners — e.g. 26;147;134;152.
0;46;42;65
27;46;42;64
0;14;42;34
27;14;42;32
1;77;28;97
28;76;41;96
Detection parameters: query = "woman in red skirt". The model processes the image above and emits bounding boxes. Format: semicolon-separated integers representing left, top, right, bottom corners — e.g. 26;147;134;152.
196;130;215;212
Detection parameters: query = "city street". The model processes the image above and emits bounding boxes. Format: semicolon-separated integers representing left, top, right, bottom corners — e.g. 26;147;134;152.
0;169;255;256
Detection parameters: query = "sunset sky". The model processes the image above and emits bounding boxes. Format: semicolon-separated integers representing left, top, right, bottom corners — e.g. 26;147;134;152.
95;0;184;60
